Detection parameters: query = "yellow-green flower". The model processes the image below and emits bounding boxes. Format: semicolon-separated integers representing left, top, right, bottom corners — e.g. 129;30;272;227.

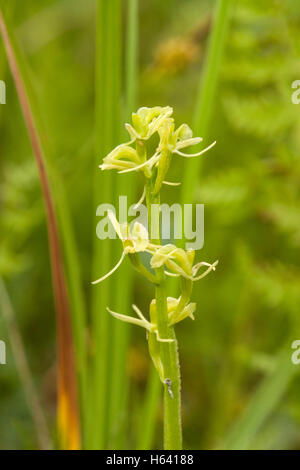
151;296;196;326
153;118;216;193
150;244;218;281
106;295;196;342
107;304;174;343
99;144;140;172
92;211;150;284
99;142;159;175
125;106;173;141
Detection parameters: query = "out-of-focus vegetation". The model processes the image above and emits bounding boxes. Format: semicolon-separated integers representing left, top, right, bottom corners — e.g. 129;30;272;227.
0;0;300;450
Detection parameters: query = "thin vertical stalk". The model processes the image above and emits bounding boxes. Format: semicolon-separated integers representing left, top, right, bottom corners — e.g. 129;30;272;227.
145;176;182;450
92;0;111;448
125;0;138;115
181;0;231;206
108;0;138;448
93;0;122;449
0;278;52;450
0;9;81;449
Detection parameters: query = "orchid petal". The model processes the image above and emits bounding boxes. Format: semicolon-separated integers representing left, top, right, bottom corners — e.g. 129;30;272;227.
92;251;126;284
118;152;160;174
162;180;181;186
133;187;146;209
192;260;219;281
175;141;216;157
107;307;150;330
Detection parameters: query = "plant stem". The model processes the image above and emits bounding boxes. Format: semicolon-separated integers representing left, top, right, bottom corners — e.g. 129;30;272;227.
145;173;182;450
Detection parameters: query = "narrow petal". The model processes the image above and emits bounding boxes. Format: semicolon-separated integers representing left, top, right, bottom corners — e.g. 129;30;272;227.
99;160;136;171
107;210;123;240
107;307;150;330
92;251;126;284
118;152;160;174
175;140;216;157
162;180;181;186
164;270;180;277
133;187;146;209
176;137;203;150
192;260;219;281
132;304;151;325
125;123;139;140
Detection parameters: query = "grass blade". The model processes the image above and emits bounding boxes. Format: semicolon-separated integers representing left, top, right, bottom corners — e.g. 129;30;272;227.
136;366;161;450
0;278;52;450
107;0;139;448
0;9;80;449
92;0;123;448
125;0;138;117
181;0;232;205
223;348;296;450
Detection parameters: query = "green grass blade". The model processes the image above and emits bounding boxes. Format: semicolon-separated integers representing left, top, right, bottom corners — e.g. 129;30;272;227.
107;0;139;449
181;0;232;205
136;366;161;450
125;0;138;116
0;6;86;448
223;348;296;450
92;0;123;449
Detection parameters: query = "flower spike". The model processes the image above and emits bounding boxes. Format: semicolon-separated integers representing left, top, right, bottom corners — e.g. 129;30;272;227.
92;105;219;411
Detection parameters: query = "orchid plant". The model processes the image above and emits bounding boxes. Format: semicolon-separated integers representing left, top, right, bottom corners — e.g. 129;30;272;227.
93;106;217;449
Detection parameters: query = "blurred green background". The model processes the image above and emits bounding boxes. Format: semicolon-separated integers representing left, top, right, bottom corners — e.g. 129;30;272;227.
1;0;300;450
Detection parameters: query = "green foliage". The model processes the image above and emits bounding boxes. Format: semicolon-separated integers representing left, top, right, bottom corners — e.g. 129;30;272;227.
1;0;300;450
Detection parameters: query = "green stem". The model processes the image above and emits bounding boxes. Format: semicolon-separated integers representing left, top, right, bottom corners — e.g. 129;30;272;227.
145;173;182;450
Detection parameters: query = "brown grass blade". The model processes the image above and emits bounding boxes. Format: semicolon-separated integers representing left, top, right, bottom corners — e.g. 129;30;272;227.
0;9;80;450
